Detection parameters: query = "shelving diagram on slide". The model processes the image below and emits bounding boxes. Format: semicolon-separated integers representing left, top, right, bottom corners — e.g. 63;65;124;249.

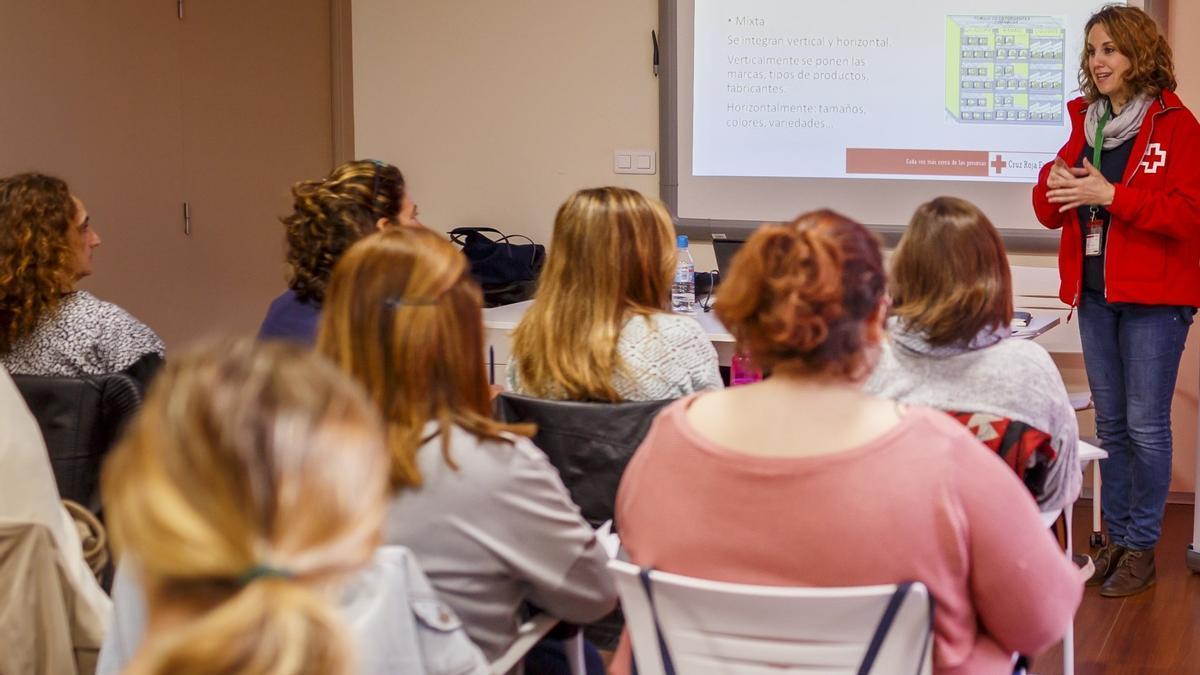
946;16;1065;125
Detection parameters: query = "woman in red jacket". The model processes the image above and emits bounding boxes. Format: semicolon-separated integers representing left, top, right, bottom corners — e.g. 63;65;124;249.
1033;5;1200;598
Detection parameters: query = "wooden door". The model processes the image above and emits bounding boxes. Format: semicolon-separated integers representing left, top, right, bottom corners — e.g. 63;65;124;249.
176;0;334;344
0;2;193;345
0;1;334;349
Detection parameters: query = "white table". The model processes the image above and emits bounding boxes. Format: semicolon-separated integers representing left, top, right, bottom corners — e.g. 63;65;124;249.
484;301;1059;381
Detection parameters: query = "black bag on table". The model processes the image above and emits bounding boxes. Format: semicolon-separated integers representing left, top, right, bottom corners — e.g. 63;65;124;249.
449;226;546;307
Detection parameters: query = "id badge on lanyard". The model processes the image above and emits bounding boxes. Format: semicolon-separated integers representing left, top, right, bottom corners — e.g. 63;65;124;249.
1085;207;1103;257
1084;105;1111;258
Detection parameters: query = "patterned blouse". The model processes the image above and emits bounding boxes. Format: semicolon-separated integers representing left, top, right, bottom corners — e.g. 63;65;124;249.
508;312;723;401
1;291;165;383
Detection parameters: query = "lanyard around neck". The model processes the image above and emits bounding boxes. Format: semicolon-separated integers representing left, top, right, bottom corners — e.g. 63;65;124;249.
1092;104;1112;169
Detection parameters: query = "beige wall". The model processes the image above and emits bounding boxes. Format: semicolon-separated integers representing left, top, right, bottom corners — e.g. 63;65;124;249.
352;0;659;240
1167;0;1199;494
356;0;1197;495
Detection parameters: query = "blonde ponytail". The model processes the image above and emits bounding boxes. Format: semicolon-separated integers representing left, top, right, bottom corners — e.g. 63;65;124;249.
129;580;351;675
103;339;389;675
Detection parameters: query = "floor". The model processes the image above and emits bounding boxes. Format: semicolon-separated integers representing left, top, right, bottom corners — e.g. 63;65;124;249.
1030;501;1200;675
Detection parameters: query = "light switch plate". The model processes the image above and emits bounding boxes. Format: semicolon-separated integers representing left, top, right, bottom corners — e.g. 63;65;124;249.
614;149;656;175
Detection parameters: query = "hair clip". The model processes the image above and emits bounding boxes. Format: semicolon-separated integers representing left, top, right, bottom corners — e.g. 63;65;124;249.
369;160;385;204
384;296;442;309
236;564;293;587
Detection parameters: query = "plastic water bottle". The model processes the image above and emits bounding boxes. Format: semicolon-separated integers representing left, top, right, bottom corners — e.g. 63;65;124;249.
672;235;696;314
730;352;763;385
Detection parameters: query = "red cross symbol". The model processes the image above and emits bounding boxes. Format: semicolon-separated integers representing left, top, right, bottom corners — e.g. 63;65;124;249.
1141;143;1166;173
990;155;1007;174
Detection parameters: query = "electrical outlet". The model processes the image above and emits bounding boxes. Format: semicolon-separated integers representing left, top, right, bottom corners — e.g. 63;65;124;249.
614;149;656;175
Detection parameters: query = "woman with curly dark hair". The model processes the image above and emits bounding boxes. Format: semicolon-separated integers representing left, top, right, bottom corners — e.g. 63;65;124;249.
259;160;422;344
0;173;164;390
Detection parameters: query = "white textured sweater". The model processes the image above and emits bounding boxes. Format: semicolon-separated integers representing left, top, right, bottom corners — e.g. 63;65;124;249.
509;312;723;401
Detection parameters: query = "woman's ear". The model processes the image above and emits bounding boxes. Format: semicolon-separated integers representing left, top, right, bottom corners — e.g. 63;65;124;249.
865;295;891;345
376;217;393;232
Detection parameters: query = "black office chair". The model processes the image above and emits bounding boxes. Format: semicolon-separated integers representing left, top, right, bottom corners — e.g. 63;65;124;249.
12;373;142;516
496;392;672;650
495;393;672;529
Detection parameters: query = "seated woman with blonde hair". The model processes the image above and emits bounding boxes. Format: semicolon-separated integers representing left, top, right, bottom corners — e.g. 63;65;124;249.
865;196;1080;512
97;339;485;675
508;187;721;401
319;228;616;669
260;159;422;344
0;173;163;390
614;210;1081;674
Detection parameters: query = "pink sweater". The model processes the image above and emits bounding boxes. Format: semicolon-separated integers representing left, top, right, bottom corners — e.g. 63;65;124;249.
614;396;1082;675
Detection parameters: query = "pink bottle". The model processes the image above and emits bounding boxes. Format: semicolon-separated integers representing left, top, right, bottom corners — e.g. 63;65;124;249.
730;352;762;385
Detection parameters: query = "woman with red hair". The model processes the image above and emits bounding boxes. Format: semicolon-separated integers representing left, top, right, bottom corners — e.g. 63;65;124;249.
615;211;1082;674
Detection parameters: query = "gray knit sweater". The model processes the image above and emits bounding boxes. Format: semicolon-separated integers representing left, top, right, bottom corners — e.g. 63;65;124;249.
865;319;1081;512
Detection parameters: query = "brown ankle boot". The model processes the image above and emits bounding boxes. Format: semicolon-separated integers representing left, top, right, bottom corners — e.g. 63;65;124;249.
1087;542;1127;586
1100;548;1156;597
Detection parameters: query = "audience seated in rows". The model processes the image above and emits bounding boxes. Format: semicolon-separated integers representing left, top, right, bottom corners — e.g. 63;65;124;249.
97;339;485;675
508;187;721;401
318;228;616;667
612;210;1083;675
865;197;1081;511
259;159;422;344
2;163;1097;672
0;364;110;670
0;174;163;391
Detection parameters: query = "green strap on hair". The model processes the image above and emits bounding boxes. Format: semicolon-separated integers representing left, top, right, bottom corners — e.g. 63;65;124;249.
237;564;294;586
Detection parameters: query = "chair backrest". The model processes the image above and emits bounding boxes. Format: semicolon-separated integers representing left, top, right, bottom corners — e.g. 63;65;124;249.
494;393;671;528
608;559;934;675
943;410;1055;499
12;373;142;515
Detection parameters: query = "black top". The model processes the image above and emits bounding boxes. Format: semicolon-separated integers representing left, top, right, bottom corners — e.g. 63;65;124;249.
1076;135;1137;294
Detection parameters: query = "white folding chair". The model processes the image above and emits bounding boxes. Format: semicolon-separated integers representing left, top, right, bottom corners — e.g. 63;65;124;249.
489;614;585;675
608;559;933;675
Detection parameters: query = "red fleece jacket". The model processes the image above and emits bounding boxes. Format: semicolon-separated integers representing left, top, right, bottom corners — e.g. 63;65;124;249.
1032;90;1200;307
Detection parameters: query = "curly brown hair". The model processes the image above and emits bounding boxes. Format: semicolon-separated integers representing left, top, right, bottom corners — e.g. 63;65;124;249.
714;210;885;380
282;160;406;305
0;173;78;354
1079;5;1175;103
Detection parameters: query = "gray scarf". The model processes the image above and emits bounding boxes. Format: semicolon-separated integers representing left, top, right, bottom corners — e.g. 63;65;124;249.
1085;95;1152;150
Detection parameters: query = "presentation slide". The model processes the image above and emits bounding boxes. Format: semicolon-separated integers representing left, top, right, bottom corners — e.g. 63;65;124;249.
691;0;1112;184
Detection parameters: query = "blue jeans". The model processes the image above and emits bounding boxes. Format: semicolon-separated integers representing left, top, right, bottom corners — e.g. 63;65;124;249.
1077;290;1193;550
